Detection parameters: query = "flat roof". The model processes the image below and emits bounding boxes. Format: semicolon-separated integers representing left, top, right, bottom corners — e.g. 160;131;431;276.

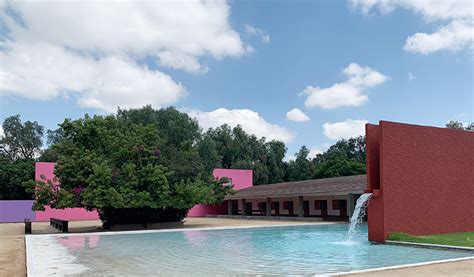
225;174;367;199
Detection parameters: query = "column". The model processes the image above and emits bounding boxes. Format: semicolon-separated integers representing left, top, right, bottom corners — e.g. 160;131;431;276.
266;197;272;217
240;198;247;216
227;200;233;215
297;196;304;217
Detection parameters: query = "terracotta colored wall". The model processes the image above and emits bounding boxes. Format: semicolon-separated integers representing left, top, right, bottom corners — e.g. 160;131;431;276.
365;124;380;192
365;124;385;241
188;168;253;217
366;121;474;242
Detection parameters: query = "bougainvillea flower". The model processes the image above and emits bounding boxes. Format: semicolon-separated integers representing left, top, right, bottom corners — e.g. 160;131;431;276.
72;186;84;194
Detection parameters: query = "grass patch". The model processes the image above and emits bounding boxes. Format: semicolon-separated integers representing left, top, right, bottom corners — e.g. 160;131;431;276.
388;232;474;248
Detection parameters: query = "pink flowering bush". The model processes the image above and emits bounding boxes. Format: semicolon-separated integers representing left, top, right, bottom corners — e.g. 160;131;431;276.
33;109;232;228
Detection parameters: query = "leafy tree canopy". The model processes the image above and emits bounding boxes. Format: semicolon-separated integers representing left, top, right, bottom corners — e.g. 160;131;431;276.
0;115;44;161
446;120;474;131
198;124;287;185
34;109;231;227
285;146;312;182
0;115;43;200
0;155;35;200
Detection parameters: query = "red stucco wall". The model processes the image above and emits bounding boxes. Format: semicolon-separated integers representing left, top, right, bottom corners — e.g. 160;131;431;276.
366;121;474;242
365;124;384;242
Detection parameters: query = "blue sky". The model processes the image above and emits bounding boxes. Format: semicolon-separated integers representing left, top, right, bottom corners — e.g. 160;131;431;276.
0;1;472;159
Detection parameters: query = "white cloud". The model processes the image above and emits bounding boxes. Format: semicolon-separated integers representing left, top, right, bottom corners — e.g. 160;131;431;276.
286;108;310;122
245;24;271;43
323;119;368;140
2;1;249;73
404;20;474;55
0;1;250;111
0;125;3;139
303;63;389;109
189;108;294;143
308;143;330;159
408;72;416;81
349;0;474;54
0;42;185;112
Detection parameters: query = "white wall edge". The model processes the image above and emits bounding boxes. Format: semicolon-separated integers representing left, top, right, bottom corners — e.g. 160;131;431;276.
328;256;474;276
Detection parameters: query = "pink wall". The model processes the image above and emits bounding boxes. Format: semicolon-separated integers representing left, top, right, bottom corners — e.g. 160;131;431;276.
35;206;99;222
35;162;99;221
212;168;253;190
187;202;229;217
35;163;252;220
188;168;253;217
366;121;474;242
35;162;57;184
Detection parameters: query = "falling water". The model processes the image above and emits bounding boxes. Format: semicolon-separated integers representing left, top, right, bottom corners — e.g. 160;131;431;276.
347;193;373;240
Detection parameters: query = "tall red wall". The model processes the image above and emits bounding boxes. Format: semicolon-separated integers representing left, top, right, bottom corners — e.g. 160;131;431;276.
365;124;384;242
367;121;474;242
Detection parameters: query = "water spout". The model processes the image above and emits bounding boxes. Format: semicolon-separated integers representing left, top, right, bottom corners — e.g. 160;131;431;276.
347;193;373;240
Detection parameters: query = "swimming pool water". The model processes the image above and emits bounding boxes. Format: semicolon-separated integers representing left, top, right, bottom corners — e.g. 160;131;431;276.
27;224;473;276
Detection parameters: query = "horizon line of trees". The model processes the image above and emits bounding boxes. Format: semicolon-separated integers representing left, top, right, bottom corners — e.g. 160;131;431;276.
1;106;472;201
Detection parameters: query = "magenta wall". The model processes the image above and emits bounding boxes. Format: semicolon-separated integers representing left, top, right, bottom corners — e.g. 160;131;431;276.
212;168;253;190
34;163;252;220
366;121;474;242
35;162;100;221
188;168;253;217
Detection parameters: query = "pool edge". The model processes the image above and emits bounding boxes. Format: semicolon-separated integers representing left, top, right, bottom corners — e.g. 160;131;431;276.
25;235;35;277
328;256;474;276
26;222;339;237
385;240;474;252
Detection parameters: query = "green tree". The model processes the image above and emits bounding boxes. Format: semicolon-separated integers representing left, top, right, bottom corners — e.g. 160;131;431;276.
266;140;286;184
286;146;312;181
316;136;366;164
38;128;65;162
0;155;35;200
197;135;221;173
118;106;206;184
0;115;44;161
446;120;474;131
118;106;201;146
312;157;366;179
33;109;231;228
198;124;287;185
310;136;366;179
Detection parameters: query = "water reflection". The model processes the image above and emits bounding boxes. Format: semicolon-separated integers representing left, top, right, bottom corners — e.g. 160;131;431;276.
58;235;99;252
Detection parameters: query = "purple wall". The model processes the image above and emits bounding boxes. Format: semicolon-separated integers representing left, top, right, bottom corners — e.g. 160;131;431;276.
0;200;36;223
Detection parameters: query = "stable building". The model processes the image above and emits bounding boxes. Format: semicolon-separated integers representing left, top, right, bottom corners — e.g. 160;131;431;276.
224;175;366;220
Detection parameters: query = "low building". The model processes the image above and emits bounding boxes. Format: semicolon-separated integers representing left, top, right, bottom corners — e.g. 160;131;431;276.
224;174;366;220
